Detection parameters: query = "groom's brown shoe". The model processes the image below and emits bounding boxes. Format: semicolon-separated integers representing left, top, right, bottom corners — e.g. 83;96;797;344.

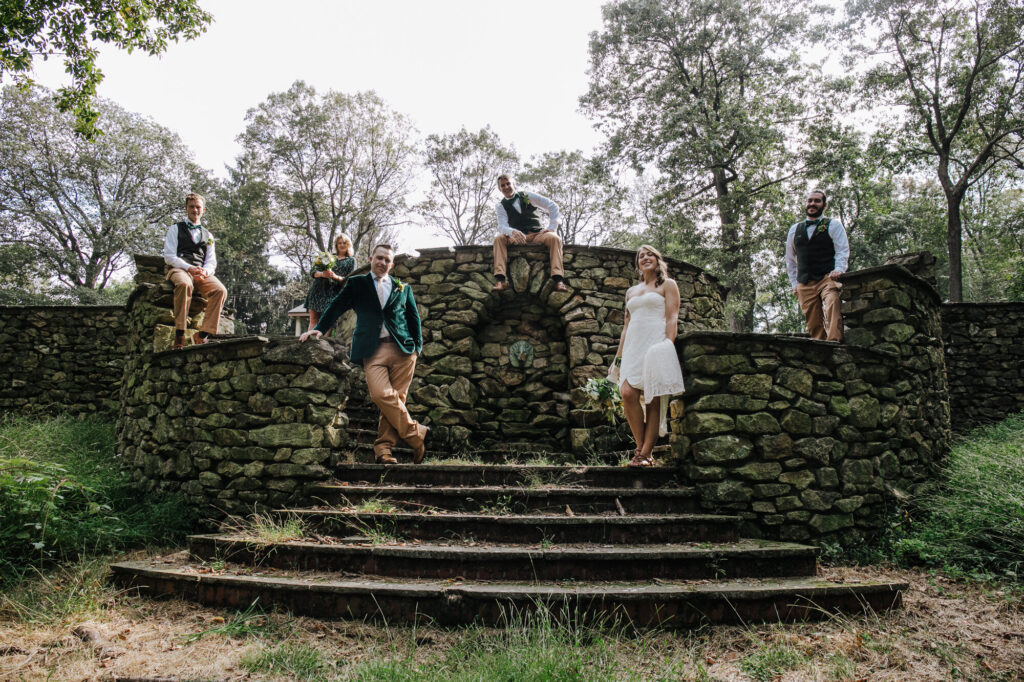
553;280;569;292
492;280;509;292
375;452;398;465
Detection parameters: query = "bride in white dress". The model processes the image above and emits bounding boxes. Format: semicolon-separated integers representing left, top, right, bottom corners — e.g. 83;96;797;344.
609;245;686;467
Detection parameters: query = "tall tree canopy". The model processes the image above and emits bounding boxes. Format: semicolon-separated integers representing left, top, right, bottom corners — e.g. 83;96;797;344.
416;127;519;246
582;0;825;330
519;150;621;246
0;85;205;289
237;81;416;269
0;0;212;137
848;0;1024;301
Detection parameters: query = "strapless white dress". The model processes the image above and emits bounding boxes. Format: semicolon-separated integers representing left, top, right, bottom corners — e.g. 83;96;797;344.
618;290;686;435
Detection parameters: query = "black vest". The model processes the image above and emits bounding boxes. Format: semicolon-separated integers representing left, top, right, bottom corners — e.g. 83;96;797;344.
501;193;543;233
793;218;835;284
176;221;208;267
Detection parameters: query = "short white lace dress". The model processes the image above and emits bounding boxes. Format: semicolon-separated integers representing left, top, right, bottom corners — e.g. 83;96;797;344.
618;289;686;436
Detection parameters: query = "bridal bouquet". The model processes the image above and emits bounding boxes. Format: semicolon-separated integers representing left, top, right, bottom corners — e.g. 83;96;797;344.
312;251;337;273
583;377;622;425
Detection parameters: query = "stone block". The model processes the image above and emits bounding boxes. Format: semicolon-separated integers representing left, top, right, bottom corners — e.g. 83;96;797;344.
779;410;812;434
691;435;751;464
251;423;323;448
698;480;752;503
757;433;793;460
808;514;854;534
685;412;735;434
778;470;816;490
734;461;783;481
735;412;781;434
728;373;772;398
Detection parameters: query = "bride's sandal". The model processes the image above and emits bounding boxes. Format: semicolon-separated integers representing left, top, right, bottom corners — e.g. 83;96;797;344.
628;452;656;468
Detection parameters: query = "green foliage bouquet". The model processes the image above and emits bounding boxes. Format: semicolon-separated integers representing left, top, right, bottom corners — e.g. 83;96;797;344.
583;377;622;425
312;251;337;273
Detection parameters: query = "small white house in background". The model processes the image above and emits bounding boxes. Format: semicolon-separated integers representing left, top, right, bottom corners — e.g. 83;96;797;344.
287;304;309;336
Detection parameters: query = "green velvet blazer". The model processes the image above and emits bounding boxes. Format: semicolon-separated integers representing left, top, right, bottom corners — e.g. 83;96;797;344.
314;273;422;363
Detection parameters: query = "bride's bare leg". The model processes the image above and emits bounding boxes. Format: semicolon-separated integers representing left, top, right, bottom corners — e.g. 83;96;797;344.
307;309;320;332
639;400;660;458
620;382;646;453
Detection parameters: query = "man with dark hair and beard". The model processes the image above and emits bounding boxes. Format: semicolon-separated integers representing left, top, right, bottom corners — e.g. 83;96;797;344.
785;189;849;342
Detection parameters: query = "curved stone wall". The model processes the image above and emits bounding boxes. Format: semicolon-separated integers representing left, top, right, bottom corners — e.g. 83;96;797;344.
117;282;350;518
385;244;728;452
668;263;951;542
0;305;127;415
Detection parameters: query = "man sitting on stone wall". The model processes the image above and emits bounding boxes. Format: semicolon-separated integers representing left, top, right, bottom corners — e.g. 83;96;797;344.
162;193;228;350
785;189;849;342
300;244;428;465
492;173;568;292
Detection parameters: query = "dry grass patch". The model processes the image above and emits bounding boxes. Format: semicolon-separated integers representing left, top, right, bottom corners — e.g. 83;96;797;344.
1;563;1022;680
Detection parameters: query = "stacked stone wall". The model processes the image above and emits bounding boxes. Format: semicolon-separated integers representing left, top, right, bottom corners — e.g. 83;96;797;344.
942;303;1024;430
388;245;728;452
117;282;350;519
668;263;950;542
0;305;127;415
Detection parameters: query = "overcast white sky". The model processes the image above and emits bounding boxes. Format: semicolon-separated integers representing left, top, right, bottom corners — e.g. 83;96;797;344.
34;0;611;253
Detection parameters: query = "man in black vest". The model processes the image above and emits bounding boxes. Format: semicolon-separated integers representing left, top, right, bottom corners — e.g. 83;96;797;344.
785;189;849;341
162;193;227;349
492;173;568;292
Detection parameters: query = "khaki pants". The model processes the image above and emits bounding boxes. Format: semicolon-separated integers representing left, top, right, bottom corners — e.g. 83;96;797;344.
493;230;564;278
797;278;843;342
166;267;227;334
363;340;426;457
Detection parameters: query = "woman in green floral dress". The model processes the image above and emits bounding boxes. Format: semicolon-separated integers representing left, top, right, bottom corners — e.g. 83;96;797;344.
304;234;356;333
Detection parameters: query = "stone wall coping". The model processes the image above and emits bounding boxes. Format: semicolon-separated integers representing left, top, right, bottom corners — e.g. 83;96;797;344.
134;253;165;268
841;264;942;304
152;335;269;359
0;304;124;312
408;244;724;285
677;329;899;360
942;302;1024;311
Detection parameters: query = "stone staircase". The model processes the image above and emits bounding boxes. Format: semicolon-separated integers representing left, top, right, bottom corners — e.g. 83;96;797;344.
110;440;906;627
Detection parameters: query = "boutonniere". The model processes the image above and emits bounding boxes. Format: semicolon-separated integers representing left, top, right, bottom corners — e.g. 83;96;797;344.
205;234;215;245
815;220;828;234
393;277;405;291
520;192;531;206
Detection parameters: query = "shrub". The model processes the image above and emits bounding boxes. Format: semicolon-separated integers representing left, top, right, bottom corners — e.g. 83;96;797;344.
0;414;195;582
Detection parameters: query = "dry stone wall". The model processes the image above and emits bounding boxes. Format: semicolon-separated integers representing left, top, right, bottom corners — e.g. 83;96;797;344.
0;305;127;415
942;303;1024;431
668;262;951;543
386;244;728;453
117;281;351;518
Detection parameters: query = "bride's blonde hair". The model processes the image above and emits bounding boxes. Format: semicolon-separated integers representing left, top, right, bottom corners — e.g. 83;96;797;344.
635;244;668;287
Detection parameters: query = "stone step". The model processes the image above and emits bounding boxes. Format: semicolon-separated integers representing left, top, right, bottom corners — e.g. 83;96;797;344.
309;483;700;514
188;534;817;581
109;559;907;627
340;442;637;466
275;509;741;544
331;463;682;488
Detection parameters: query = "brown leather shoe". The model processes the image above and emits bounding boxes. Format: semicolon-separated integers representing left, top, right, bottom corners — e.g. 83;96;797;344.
375;453;398;465
412;427;429;464
492;280;509;292
172;337;186;350
192;334;208;345
553;280;569;292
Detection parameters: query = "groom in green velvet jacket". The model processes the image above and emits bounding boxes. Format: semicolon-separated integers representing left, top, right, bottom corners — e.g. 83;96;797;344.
300;244;427;464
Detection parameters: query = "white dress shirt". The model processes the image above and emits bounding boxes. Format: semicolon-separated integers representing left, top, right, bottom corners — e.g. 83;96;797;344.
163;220;217;274
495;191;559;236
785;217;849;288
374;274;393;338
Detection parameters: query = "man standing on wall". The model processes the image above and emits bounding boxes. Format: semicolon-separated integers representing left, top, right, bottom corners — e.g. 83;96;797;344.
300;244;428;465
492;173;568;292
163;193;227;350
785;189;850;342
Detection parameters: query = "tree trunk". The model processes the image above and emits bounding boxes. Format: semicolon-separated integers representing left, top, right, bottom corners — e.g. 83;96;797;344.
712;168;755;332
945;189;964;302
